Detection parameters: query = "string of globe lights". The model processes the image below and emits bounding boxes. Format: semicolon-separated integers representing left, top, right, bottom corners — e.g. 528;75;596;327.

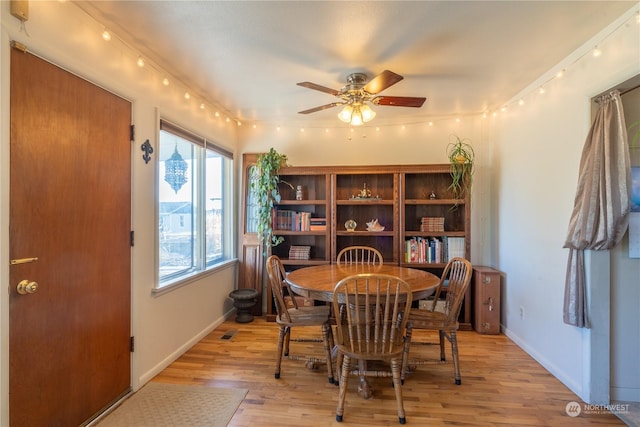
483;7;640;120
82;14;243;128
258;8;640;136
88;5;638;135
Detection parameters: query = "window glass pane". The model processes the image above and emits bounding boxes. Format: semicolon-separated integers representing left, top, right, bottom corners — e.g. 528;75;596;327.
246;165;259;233
206;151;223;264
159;131;198;282
157;119;233;289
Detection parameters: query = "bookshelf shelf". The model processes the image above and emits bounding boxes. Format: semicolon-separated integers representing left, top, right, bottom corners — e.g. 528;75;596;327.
404;231;466;237
274;230;328;236
276;199;326;205
336;200;395;205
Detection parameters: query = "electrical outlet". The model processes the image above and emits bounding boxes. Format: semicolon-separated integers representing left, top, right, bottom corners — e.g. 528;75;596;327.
519;306;525;320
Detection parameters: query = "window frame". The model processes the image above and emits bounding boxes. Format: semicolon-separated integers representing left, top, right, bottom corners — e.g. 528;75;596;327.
154;118;235;294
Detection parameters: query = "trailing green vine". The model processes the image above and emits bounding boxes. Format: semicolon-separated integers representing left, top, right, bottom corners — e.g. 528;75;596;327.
249;148;292;252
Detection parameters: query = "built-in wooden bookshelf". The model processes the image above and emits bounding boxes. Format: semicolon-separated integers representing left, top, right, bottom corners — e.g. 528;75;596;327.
256;164;472;327
269;168;332;267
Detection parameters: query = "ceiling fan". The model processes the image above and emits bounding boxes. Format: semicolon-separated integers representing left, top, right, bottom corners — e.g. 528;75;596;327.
297;70;426;125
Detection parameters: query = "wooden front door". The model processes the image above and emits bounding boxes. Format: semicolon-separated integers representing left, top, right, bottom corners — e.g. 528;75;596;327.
9;47;132;426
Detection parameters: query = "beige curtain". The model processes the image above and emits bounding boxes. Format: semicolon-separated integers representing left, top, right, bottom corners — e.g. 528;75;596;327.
563;90;630;328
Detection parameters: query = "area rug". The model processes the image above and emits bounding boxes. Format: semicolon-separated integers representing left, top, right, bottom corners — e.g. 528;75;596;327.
97;382;248;427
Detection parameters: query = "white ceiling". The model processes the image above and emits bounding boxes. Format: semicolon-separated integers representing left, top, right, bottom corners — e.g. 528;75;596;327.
76;1;637;127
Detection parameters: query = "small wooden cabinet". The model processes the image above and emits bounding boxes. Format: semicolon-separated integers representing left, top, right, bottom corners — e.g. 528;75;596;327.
472;266;502;334
247;163;471;327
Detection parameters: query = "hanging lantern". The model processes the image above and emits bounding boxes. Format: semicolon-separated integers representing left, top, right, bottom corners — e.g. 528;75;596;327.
164;145;188;193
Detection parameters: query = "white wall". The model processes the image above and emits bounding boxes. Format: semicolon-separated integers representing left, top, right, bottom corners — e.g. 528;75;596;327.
489;7;640;403
1;2;240;424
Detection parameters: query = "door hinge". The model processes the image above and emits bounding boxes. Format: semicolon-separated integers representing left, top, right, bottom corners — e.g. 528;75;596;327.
130;125;135;142
130;230;134;247
130;336;135;352
10;40;27;53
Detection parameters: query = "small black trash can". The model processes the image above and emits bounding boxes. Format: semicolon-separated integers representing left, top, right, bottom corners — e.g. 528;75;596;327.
228;289;259;323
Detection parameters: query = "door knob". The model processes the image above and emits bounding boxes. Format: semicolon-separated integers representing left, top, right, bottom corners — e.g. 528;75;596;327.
17;280;38;295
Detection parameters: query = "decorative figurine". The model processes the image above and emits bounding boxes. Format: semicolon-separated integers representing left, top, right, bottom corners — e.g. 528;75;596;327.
359;183;372;198
365;219;385;232
429;191;437;200
344;219;357;232
296;185;303;200
349;182;382;200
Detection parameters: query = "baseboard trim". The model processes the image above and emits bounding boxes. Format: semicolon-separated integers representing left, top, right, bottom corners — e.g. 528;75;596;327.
136;309;235;388
503;326;584;401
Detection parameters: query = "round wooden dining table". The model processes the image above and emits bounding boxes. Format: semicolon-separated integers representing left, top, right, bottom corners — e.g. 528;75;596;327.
285;263;440;302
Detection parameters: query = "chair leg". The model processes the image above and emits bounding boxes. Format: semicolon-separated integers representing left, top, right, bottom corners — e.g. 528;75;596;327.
391;357;407;424
275;326;287;379
439;330;446;361
322;322;335;384
449;330;462;385
328;325;335;350
283;326;291;356
336;354;351;422
401;325;413;384
335;350;343;386
357;359;373;399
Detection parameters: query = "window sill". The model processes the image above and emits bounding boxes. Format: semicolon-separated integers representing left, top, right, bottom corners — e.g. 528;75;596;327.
152;258;238;297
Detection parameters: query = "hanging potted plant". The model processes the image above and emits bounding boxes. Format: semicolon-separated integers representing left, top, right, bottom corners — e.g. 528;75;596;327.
250;148;292;251
447;134;474;199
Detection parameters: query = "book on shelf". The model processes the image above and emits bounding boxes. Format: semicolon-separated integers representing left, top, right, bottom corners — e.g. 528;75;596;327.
272;209;314;231
447;237;466;259
288;245;311;260
404;236;451;263
420;217;445;232
309;217;327;231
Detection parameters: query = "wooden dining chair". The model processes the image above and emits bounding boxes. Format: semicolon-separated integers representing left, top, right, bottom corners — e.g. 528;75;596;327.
332;273;413;424
336;245;383;265
402;257;472;385
266;255;335;384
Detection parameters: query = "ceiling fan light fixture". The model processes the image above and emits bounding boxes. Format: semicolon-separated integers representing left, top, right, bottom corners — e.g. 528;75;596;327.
350;107;364;126
338;104;354;123
338;103;375;126
301;70;420;124
360;103;376;122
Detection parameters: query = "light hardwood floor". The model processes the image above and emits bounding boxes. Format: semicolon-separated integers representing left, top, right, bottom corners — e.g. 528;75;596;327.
152;317;624;426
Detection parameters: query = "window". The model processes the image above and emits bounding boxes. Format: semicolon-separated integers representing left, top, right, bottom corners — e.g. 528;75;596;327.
157;119;233;288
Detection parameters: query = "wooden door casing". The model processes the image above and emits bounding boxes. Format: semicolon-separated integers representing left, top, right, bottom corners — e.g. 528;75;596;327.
9;47;132;426
239;153;264;316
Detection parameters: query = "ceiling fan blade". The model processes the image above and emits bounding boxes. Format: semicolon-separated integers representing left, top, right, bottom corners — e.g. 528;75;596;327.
298;102;343;114
363;70;404;94
297;82;341;96
372;96;426;108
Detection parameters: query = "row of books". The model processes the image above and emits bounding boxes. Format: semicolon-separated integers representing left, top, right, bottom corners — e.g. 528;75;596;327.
288;245;311;260
272;209;327;231
420;217;445;232
404;236;465;263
